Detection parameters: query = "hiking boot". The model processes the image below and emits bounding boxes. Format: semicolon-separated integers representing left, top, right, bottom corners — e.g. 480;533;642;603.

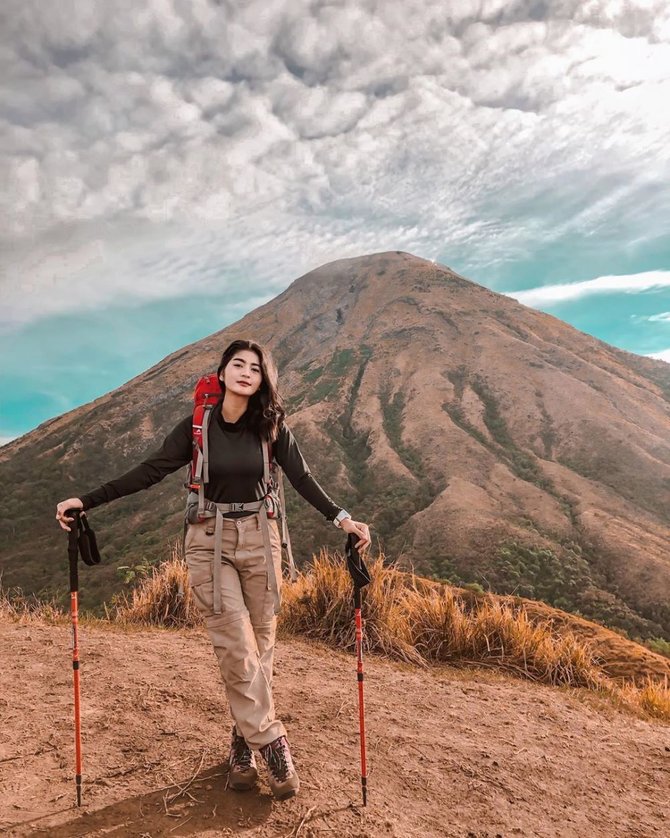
228;726;258;791
259;735;300;800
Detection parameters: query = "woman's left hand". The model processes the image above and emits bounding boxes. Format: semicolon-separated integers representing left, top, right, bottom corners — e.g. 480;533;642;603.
340;518;371;551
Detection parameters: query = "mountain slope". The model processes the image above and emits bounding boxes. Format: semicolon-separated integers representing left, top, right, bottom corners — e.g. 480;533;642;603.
2;251;670;640
1;618;668;838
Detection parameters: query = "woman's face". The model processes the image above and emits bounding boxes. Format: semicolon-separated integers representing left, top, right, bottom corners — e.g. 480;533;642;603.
221;349;263;397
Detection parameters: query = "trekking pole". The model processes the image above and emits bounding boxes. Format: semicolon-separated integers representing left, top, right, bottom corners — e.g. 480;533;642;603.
67;510;83;808
354;580;367;805
345;534;371;807
64;509;101;808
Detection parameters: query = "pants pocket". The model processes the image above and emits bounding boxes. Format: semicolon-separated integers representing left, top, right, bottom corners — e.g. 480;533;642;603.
184;520;215;551
263;520;283;620
187;558;214;616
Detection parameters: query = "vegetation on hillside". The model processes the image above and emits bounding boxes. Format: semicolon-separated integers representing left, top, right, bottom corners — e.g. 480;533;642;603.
489;540;665;641
0;393;190;611
437;367;670;644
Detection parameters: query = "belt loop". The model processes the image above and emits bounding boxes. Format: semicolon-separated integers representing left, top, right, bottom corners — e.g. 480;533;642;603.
213;508;223;615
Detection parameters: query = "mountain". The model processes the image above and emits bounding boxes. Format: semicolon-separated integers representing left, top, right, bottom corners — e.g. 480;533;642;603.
2;252;670;641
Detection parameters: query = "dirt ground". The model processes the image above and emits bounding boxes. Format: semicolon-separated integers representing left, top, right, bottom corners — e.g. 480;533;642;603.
1;618;668;838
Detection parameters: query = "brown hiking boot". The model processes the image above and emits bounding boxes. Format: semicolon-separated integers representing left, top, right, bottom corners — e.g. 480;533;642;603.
228;726;258;791
259;735;300;800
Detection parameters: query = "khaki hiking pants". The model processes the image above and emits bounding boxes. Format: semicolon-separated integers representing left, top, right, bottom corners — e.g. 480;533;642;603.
185;512;286;749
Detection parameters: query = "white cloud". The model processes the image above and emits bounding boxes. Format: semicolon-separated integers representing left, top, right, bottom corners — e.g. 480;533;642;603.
505;271;670;307
647;349;670;362
647;312;670;323
0;435;16;447
0;0;669;327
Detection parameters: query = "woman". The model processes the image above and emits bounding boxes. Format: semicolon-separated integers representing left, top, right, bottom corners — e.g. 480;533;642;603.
56;338;371;801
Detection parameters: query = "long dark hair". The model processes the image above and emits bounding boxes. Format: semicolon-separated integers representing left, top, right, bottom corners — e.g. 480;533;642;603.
217;339;285;441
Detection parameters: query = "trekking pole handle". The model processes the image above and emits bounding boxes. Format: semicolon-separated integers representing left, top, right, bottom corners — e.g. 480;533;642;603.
67;509;80;593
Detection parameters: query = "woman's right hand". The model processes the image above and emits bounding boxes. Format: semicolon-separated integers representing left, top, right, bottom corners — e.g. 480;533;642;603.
56;498;83;531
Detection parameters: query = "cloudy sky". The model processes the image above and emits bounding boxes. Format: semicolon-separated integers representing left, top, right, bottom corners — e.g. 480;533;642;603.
2;0;670;442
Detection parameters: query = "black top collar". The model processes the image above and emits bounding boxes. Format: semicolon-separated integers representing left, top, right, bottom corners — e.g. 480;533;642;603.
216;399;250;433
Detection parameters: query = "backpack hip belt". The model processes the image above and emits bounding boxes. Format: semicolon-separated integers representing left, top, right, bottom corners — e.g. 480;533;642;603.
186;492;280;615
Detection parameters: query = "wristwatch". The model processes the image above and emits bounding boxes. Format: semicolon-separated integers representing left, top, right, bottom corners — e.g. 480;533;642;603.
333;509;352;528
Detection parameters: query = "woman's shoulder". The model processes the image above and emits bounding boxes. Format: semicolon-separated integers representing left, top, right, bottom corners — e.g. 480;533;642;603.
164;413;194;443
175;412;194;431
277;416;294;436
273;419;300;453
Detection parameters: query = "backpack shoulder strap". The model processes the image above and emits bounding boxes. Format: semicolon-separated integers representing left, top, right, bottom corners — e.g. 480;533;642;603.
262;438;297;582
278;475;297;581
262;439;271;487
188;373;222;519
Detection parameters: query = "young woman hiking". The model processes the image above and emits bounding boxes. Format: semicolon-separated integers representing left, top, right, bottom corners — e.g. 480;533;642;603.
56;338;371;800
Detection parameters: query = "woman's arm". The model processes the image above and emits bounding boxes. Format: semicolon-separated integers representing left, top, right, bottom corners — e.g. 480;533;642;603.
273;424;341;520
79;414;192;510
56;414;192;530
274;424;371;549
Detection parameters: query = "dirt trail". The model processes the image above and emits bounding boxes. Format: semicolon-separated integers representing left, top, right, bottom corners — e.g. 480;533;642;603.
1;618;668;837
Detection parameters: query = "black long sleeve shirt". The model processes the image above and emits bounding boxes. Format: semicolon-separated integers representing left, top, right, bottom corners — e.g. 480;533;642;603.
80;406;342;521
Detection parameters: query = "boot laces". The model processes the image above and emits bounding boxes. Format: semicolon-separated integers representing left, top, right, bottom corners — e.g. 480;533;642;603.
262;736;294;782
230;730;254;771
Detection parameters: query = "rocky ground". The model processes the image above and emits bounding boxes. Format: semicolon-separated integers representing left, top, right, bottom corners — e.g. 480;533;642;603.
1;617;668;837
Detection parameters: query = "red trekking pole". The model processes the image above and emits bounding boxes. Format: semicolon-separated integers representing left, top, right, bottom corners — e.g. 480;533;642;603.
65;510;101;807
354;582;368;805
67;512;83;807
346;534;371;806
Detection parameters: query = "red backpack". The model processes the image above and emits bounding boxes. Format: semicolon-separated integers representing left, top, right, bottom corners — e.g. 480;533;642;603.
188;373;221;496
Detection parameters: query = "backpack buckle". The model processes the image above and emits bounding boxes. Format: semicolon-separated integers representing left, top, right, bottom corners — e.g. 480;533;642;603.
264;493;278;519
230;502;246;512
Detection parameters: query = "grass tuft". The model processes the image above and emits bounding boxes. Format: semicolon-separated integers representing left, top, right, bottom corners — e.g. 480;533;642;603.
0;583;67;624
614;675;670;720
278;550;424;665
405;586;601;687
111;541;202;629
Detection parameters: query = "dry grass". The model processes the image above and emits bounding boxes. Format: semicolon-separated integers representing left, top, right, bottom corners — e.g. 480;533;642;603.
614;675;670;720
277;552;667;719
278;549;424;665
5;548;668;721
404;585;603;689
277;554;603;689
0;583;67;625
111;541;202;629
